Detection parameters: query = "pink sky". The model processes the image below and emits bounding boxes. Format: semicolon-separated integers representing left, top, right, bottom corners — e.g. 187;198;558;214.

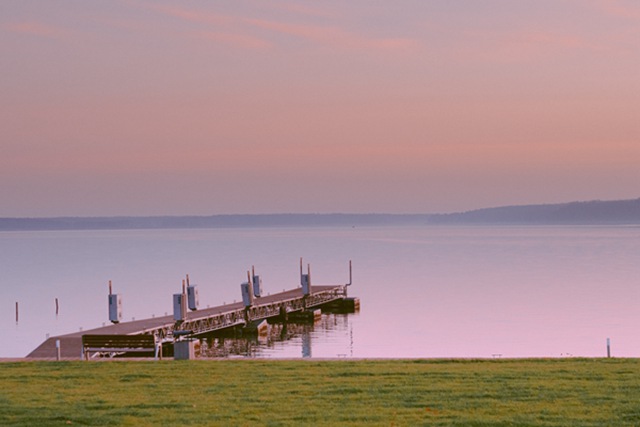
1;0;639;216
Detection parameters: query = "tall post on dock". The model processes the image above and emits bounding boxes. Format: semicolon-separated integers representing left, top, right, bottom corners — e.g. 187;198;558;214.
182;280;187;319
301;258;311;296
173;280;187;322
607;338;611;358
252;265;263;298
241;271;254;324
241;271;253;307
345;260;353;295
56;339;61;361
186;274;199;311
300;258;312;309
108;280;122;324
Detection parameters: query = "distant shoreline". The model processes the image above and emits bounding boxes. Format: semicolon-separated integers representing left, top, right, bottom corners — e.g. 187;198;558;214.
2;198;639;231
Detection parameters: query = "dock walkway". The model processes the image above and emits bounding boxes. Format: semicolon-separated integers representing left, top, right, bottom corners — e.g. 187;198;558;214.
27;285;347;359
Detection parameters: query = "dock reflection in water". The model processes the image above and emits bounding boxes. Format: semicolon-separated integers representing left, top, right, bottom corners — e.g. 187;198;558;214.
199;313;356;359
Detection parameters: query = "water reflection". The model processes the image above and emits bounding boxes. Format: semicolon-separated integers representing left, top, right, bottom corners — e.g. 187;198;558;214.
301;328;311;358
198;313;355;358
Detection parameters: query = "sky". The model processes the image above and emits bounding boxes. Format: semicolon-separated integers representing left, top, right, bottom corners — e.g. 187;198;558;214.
1;0;639;216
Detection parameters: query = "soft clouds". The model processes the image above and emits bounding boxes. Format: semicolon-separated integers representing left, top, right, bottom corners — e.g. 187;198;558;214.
595;0;640;20
245;18;419;52
5;21;70;39
447;29;597;64
151;3;419;53
190;29;272;50
153;5;234;27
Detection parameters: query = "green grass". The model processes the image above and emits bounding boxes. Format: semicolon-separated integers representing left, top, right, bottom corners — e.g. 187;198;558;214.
1;358;639;426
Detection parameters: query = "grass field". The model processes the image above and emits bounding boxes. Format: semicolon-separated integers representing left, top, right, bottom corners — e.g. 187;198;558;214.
1;358;639;426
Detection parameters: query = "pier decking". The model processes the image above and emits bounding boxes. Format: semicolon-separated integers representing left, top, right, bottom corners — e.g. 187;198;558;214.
27;285;352;359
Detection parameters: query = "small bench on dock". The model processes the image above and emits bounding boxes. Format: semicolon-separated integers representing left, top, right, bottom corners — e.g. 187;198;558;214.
82;334;162;360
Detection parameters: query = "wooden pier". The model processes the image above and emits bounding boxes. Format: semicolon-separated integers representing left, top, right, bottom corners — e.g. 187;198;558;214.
27;284;356;359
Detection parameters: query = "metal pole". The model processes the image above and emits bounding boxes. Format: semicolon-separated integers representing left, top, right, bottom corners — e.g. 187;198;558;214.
607;338;611;358
56;339;61;361
181;280;187;321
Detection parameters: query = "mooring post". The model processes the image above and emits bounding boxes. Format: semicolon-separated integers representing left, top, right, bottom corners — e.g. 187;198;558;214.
307;263;312;305
301;259;312;297
181;280;187;320
56;339;61;361
345;260;353;296
173;280;187;322
244;270;253;323
299;257;303;290
252;265;262;298
108;280;122;324
607;338;611;358
300;263;311;309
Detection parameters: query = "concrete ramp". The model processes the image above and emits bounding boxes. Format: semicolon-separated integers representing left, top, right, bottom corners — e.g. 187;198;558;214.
26;336;83;360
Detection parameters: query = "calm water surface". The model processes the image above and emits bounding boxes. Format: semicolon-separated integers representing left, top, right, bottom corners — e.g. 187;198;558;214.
1;225;639;358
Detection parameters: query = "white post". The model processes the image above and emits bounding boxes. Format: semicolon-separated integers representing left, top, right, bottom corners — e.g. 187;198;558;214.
154;334;160;360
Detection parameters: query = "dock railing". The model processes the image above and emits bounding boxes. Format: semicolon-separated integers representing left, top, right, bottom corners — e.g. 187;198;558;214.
171;285;347;338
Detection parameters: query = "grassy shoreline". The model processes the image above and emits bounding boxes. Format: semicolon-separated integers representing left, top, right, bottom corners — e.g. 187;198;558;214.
2;358;639;426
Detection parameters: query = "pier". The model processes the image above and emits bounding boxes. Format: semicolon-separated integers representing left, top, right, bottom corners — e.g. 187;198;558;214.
27;261;358;359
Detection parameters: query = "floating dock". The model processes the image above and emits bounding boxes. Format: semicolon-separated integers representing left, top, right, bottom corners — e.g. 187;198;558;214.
27;284;358;359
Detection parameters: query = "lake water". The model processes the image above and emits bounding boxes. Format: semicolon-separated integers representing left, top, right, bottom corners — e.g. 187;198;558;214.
2;225;639;359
